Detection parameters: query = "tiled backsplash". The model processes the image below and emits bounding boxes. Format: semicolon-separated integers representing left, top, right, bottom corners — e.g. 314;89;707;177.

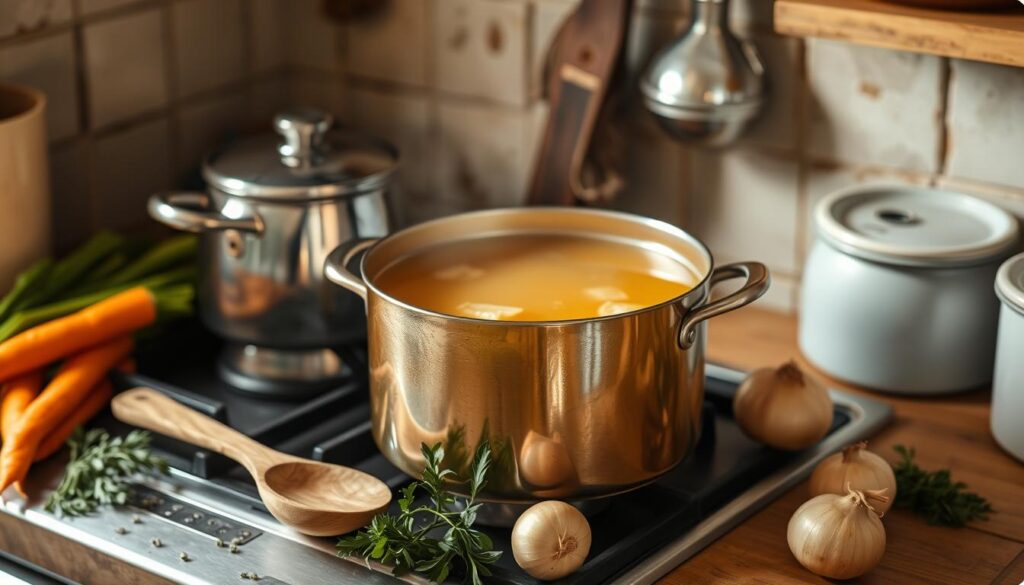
3;0;1023;314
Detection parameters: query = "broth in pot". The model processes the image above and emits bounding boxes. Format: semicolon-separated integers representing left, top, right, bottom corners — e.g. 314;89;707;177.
376;233;699;321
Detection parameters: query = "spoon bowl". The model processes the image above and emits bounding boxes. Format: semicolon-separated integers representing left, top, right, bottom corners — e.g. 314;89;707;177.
112;388;391;536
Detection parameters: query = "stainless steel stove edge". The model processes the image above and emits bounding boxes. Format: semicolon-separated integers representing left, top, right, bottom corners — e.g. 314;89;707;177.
615;364;893;584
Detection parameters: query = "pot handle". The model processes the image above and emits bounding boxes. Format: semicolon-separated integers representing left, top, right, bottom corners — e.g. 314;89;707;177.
324;238;379;301
677;262;770;350
148;192;263;234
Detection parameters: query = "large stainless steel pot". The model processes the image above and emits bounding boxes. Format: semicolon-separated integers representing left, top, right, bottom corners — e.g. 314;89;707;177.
148;108;396;396
324;208;769;501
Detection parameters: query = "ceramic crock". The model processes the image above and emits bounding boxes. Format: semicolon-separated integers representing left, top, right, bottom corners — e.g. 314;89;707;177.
148;108;396;395
800;185;1019;394
324;207;770;501
992;252;1024;462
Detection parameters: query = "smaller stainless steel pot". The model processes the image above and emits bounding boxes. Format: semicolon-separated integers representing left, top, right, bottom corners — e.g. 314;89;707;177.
800;185;1019;394
324;208;769;501
148;108;397;395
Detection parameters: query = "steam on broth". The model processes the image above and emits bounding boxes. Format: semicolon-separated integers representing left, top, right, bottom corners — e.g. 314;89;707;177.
375;233;698;321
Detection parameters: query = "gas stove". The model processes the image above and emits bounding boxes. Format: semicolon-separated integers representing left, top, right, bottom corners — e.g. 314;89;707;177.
0;325;890;584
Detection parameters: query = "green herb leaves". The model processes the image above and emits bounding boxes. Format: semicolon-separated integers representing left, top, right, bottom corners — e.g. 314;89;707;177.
891;445;992;527
337;442;501;585
44;428;168;517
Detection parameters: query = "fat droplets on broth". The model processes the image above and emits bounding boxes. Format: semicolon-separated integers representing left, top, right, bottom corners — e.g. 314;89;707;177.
376;234;697;321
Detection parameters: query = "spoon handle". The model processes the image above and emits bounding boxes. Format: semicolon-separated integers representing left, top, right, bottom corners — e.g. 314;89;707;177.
112;387;280;474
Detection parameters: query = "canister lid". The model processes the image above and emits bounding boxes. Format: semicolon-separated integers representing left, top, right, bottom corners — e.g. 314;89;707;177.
203;107;398;199
996;252;1024;314
815;185;1019;267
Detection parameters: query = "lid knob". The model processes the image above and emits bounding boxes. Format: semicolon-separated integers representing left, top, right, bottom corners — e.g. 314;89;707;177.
274;108;333;168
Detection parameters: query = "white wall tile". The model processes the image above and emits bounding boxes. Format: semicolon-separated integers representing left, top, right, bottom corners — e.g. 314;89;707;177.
434;0;529;106
249;0;285;73
0;0;71;39
172;0;245;97
0;32;78;140
802;162;930;264
740;34;800;153
289;73;345;118
612;121;689;227
345;0;427;87
806;39;943;173
246;76;287;129
80;0;141;17
530;0;576;100
436;100;530;211
92;118;171;230
688;147;800;274
49;141;92;253
83;8;168;128
176;93;246;179
946;59;1024;190
284;0;342;73
342;86;433;227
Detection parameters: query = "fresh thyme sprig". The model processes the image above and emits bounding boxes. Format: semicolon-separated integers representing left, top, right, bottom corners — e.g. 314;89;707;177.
891;444;992;527
44;428;169;517
337;442;501;585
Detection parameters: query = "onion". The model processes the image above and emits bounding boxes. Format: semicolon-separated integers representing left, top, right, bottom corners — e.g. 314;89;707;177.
788;485;888;579
733;361;833;450
511;501;591;581
809;442;897;513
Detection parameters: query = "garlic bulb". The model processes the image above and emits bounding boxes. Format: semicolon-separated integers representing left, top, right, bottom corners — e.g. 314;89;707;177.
733;361;833;450
809;442;897;513
512;501;591;581
788;486;888;580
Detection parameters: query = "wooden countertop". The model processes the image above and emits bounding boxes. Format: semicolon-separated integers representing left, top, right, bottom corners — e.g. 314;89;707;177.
661;307;1024;585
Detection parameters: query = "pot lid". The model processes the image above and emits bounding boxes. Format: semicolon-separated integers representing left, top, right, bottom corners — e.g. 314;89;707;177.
815;185;1019;267
996;252;1024;314
203;107;398;199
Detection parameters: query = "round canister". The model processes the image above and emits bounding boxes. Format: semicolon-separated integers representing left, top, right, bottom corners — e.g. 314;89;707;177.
992;253;1024;461
799;185;1019;394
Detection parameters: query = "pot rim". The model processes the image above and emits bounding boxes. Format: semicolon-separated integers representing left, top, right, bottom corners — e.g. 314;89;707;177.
358;207;718;327
996;252;1024;317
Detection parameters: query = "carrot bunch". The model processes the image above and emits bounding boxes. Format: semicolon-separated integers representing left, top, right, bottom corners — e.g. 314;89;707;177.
0;288;160;495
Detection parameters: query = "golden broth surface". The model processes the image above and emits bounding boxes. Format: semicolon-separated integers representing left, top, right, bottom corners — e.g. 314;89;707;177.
375;233;698;321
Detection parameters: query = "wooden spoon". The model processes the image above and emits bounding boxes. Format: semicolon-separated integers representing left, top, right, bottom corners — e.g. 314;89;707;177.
112;388;391;536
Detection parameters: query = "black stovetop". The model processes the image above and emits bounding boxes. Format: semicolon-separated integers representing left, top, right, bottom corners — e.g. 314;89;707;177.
110;323;850;585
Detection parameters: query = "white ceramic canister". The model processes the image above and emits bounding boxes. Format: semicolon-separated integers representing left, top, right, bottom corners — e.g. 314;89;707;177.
800;185;1019;394
992;253;1024;461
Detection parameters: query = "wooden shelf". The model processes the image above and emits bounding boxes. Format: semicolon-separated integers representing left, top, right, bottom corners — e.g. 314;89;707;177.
774;0;1024;68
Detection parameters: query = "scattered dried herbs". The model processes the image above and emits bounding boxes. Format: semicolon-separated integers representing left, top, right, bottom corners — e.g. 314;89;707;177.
891;444;992;527
337;442;501;585
44;428;168;517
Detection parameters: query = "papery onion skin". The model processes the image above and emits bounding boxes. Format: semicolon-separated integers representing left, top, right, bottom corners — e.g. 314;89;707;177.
809;442;897;513
788;489;887;580
512;501;591;581
734;361;834;451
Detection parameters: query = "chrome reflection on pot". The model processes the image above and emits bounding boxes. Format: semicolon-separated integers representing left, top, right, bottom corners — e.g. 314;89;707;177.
325;208;769;501
149;108;396;396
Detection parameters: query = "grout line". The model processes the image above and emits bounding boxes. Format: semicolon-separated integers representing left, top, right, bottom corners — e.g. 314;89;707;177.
935;57;953;179
794;37;810;270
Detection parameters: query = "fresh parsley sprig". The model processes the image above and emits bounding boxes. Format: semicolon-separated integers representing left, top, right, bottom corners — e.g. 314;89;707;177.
337;442;501;585
892;444;992;527
44;428;168;517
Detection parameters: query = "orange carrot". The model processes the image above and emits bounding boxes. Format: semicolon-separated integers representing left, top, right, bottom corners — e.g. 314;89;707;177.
34;379;113;462
0;372;42;444
0;337;133;494
0;288;155;383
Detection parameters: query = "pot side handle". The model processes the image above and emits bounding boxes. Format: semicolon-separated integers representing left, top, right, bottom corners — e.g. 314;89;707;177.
678;262;770;350
148;192;263;234
324;238;379;301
